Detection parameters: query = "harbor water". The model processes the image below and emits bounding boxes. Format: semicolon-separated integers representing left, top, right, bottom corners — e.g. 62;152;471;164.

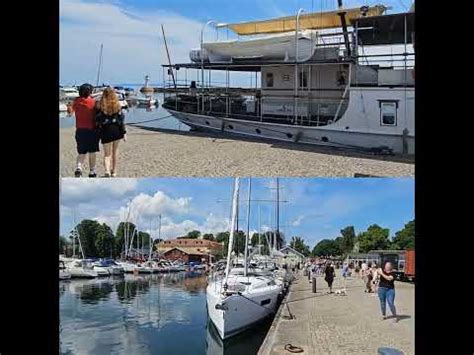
59;92;189;132
60;273;272;355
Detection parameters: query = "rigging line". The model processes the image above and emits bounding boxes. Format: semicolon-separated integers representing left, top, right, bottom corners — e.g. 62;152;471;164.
125;114;174;126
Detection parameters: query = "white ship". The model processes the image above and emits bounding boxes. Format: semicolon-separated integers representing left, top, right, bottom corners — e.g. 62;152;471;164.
162;5;414;154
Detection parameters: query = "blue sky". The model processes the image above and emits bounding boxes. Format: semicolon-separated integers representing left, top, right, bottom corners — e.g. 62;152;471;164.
60;177;414;248
60;0;413;85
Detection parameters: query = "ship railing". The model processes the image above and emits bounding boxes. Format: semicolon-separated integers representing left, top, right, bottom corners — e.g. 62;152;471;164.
163;93;349;127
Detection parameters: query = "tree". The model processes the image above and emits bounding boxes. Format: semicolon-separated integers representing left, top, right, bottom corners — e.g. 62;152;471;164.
75;219;102;257
339;226;356;255
186;230;201;239
251;232;270;255
312;239;341;257
59;235;69;255
116;222;137;256
289;236;311;256
202;233;215;241
392;220;415;250
357;224;390;253
95;223;115;258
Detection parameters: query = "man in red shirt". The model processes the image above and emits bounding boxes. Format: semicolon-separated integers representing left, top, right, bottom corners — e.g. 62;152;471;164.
67;83;99;177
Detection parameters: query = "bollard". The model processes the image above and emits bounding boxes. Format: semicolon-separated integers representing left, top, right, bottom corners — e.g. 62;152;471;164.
308;270;311;281
312;276;317;293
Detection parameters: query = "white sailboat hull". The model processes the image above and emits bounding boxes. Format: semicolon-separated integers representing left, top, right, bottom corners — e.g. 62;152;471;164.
67;267;98;279
206;280;281;339
59;270;71;280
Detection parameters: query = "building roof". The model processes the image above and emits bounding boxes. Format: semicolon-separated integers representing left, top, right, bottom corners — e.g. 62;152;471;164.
162;247;209;256
279;245;305;258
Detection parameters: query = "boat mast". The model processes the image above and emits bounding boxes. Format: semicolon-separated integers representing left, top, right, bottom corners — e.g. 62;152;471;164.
258;205;261;255
336;0;351;57
72;212;76;258
95;43;103;88
224;178;240;286
161;24;177;90
244;178;252;277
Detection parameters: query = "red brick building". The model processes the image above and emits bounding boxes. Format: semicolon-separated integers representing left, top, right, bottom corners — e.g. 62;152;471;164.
157;238;223;263
161;247;209;263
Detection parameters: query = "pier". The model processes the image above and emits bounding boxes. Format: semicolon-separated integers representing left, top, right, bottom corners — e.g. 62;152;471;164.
258;273;414;354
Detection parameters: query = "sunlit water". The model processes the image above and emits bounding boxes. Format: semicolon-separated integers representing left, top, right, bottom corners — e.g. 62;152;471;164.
60;273;271;355
59;93;190;132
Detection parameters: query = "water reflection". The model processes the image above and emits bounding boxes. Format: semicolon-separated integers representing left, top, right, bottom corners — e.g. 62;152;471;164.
60;272;270;355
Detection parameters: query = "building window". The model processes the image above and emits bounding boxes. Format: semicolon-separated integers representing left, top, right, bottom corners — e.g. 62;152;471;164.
379;100;398;126
299;70;308;88
266;72;274;87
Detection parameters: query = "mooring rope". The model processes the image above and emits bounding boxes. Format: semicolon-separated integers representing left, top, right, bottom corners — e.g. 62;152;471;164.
125;114;174;126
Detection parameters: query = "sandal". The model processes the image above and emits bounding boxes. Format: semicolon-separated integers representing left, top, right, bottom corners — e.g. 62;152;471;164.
111;172;117;177
102;172;111;178
74;168;82;178
88;172;97;178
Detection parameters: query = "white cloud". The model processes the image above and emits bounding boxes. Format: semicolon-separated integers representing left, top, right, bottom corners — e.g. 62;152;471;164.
60;0;204;84
60;178;138;205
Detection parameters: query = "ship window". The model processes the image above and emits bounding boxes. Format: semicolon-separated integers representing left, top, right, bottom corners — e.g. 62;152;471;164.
266;73;274;87
299;70;308;88
379;101;398;126
260;299;271;306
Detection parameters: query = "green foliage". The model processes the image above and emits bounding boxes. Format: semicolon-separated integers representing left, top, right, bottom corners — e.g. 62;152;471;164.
357;224;390;253
115;222;137;256
339;226;356;255
312;239;342;257
59;235;69;254
251;232;270;255
289;236;311;256
95;223;115;258
186;230;201;239
75;219;102;257
392;220;415;250
202;233;215;241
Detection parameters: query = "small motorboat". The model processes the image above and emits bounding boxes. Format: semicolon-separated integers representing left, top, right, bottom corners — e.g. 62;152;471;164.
66;259;98;279
59;102;68;112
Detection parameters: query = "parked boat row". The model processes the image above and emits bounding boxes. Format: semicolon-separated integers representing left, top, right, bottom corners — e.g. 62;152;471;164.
59;257;189;279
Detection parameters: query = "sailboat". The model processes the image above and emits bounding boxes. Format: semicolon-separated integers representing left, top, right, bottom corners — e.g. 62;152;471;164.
206;178;283;339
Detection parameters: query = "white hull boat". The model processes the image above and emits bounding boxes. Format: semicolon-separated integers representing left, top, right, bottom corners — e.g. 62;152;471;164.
67;266;98;279
59;260;71;280
165;85;415;154
198;31;316;63
92;265;111;276
59;103;68;112
206;275;282;339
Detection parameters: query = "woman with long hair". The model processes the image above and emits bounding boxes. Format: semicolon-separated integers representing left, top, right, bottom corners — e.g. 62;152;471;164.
95;87;126;177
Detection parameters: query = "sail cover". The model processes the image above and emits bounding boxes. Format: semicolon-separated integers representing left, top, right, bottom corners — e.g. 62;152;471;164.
218;5;386;35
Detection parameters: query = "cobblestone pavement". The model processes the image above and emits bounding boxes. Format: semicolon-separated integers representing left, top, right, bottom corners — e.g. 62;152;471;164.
259;273;414;355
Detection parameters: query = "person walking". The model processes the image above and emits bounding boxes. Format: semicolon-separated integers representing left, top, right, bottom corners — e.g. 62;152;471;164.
67;83;99;177
364;262;373;293
324;262;336;293
95;87;127;177
377;262;399;322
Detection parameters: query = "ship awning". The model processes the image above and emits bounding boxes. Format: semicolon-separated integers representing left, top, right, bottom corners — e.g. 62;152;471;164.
216;5;386;35
353;12;414;45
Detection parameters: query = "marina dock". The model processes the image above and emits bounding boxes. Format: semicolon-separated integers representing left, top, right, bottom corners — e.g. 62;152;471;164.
258;273;414;354
60;126;414;177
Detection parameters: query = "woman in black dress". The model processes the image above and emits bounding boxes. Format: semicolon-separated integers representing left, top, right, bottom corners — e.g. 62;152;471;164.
324;262;336;293
96;87;126;177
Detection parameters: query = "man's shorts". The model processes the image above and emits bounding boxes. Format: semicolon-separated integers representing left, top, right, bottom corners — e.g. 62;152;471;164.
75;129;100;154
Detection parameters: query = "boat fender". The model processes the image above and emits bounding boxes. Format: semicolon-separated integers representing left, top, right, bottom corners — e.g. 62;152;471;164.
215;303;228;311
293;131;303;143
